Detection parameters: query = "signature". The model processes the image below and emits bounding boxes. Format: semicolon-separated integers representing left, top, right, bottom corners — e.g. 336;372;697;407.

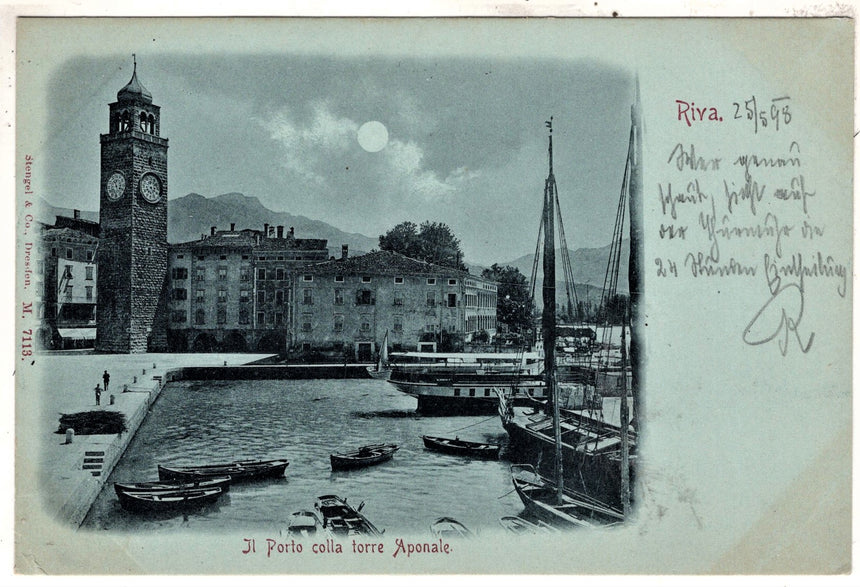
742;272;814;355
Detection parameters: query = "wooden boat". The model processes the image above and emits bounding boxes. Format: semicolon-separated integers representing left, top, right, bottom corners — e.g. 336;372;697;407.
286;510;328;538
430;517;473;538
117;486;223;512
157;458;289;482
422;435;500;459
511;464;623;529
114;476;231;499
330;443;398;471
498;516;558;535
314;494;383;537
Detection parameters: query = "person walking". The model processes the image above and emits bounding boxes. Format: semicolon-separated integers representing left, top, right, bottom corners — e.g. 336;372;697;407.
94;383;102;406
102;370;110;391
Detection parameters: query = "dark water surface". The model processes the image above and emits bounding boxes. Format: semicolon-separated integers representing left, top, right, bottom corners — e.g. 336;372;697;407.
82;379;526;535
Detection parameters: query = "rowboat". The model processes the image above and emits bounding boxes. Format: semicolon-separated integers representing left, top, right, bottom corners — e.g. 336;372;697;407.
498;515;558;535
157;459;289;482
511;464;623;529
430;517;473;538
422;435;500;459
330;444;398;471
315;494;383;537
114;476;231;498
117;486;223;512
286;510;328;538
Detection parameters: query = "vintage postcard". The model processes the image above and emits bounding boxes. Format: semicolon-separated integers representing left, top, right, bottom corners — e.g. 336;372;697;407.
11;14;853;577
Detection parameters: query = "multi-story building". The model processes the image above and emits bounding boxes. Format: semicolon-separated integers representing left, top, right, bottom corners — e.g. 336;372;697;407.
292;250;497;360
34;213;100;349
165;224;329;353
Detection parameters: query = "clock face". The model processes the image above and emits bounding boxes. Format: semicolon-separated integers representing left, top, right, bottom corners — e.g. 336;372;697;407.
139;173;162;203
106;172;126;201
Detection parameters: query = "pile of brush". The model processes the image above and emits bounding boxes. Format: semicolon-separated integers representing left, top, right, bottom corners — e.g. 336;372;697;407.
55;411;128;435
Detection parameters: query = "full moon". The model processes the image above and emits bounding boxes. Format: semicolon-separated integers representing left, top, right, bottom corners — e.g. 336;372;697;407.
357;120;389;152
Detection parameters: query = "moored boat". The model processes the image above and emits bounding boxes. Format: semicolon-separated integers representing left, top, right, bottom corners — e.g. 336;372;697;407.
422;435;500;459
430;517;473;538
511;464;623;529
114;476;231;499
330;443;398;471
366;330;392;380
157;458;289;482
286;510;328;538
314;494;383;537
117;486;223;512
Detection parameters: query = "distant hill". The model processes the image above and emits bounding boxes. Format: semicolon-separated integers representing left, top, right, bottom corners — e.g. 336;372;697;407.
168;192;379;254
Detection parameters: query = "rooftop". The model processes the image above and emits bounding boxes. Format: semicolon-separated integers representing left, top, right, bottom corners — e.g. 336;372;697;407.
302;250;486;279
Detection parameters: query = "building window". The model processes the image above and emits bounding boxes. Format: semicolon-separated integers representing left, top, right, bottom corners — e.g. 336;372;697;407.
220;255;227;260
361;276;371;283
177;254;184;259
217;307;227;324
393;295;404;306
65;248;73;259
195;289;205;302
240;289;250;303
448;279;457;285
469;388;476;397
276;290;285;305
239;308;250;325
425;324;436;333
197;255;205;261
240;267;250;281
448;293;457;308
360;319;371;332
242;255;249;260
171;267;188;280
334;289;344;305
356;290;374;305
257;312;265;325
257;268;266;280
334;275;344;283
427;278;436;285
333;314;344;332
426;291;436;307
303;275;313;282
393;317;403;332
218;289;227;303
195;309;205;325
453;388;460;397
275;313;283;325
394;276;404;284
301;316;312;332
218;266;228;280
303;289;313;305
277;268;285;280
171;311;187;323
173;288;187;301
86;250;94;262
257;291;266;304
85;286;93;301
196;267;206;281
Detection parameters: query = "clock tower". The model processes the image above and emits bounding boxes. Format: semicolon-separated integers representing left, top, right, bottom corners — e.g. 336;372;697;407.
96;58;169;353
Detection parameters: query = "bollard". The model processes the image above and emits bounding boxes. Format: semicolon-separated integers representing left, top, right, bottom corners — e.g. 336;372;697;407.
133;375;137;383
109;394;115;405
65;429;74;445
123;384;128;392
153;363;156;369
142;369;146;375
224;360;227;366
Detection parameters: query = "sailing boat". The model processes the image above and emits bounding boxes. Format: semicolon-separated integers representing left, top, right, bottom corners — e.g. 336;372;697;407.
504;114;635;524
366;330;392;379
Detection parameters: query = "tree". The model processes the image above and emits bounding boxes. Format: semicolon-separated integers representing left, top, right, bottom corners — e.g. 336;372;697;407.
379;221;466;271
481;264;535;333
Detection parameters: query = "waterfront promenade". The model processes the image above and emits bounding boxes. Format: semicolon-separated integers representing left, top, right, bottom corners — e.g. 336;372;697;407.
16;352;271;534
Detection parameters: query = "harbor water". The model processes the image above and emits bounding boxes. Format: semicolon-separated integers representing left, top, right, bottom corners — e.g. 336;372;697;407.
81;378;528;535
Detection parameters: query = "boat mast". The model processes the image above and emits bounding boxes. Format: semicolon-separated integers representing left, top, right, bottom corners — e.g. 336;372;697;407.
628;78;643;435
542;118;563;504
619;313;631;515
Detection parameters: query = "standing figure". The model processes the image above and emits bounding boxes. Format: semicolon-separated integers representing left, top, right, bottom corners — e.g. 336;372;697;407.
94;384;102;406
102;370;110;391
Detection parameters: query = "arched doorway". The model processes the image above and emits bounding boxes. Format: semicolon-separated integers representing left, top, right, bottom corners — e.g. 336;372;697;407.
222;331;248;352
256;332;285;354
192;332;218;352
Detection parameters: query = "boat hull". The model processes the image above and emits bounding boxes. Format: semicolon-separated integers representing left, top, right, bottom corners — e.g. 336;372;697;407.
114;476;231;498
389;378;547;415
330;444;399;471
117;486;223;512
157;459;289;482
315;494;383;537
422;435;500;459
